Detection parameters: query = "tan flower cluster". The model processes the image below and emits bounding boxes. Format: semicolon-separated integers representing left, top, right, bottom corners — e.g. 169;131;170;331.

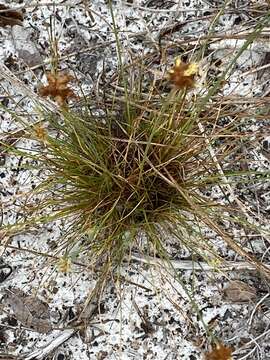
39;72;76;107
205;343;233;360
168;58;198;89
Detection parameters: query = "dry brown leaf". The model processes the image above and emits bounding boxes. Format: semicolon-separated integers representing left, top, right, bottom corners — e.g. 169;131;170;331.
3;288;52;333
0;4;23;27
223;280;257;303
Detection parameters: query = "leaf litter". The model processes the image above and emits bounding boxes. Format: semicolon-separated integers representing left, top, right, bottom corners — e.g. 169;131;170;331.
1;287;52;334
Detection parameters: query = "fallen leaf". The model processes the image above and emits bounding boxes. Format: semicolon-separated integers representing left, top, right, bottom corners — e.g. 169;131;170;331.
3;288;52;333
12;26;43;67
224;280;257;303
0;4;23;27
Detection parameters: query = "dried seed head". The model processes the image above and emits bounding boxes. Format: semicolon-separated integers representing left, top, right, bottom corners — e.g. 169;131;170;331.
39;71;76;107
168;58;198;89
205;343;233;360
34;124;47;142
58;257;72;273
183;63;198;77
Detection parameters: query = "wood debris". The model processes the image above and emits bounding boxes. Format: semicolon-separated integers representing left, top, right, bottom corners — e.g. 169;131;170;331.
23;329;76;360
0;4;23;27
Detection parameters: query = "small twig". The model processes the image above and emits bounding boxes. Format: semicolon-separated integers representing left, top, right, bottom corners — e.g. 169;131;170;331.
130;253;270;272
23;329;76;360
240;62;270;78
196;119;270;243
248;293;270;329
234;328;270;360
0;354;20;360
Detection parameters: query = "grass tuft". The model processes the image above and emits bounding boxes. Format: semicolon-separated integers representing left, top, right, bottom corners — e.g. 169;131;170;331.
17;75;268;278
1;5;269;287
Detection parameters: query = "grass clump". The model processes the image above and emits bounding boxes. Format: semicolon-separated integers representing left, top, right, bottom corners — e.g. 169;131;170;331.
34;93;211;260
20;72;268;278
2;7;269;283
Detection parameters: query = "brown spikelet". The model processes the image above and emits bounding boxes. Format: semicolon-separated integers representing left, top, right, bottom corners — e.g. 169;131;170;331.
58;257;72;273
205;344;233;360
0;4;23;27
168;58;198;89
39;72;76;107
34;124;47;142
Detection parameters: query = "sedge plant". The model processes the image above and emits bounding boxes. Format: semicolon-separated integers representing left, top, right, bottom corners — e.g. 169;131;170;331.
1;5;270;291
12;64;269;281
